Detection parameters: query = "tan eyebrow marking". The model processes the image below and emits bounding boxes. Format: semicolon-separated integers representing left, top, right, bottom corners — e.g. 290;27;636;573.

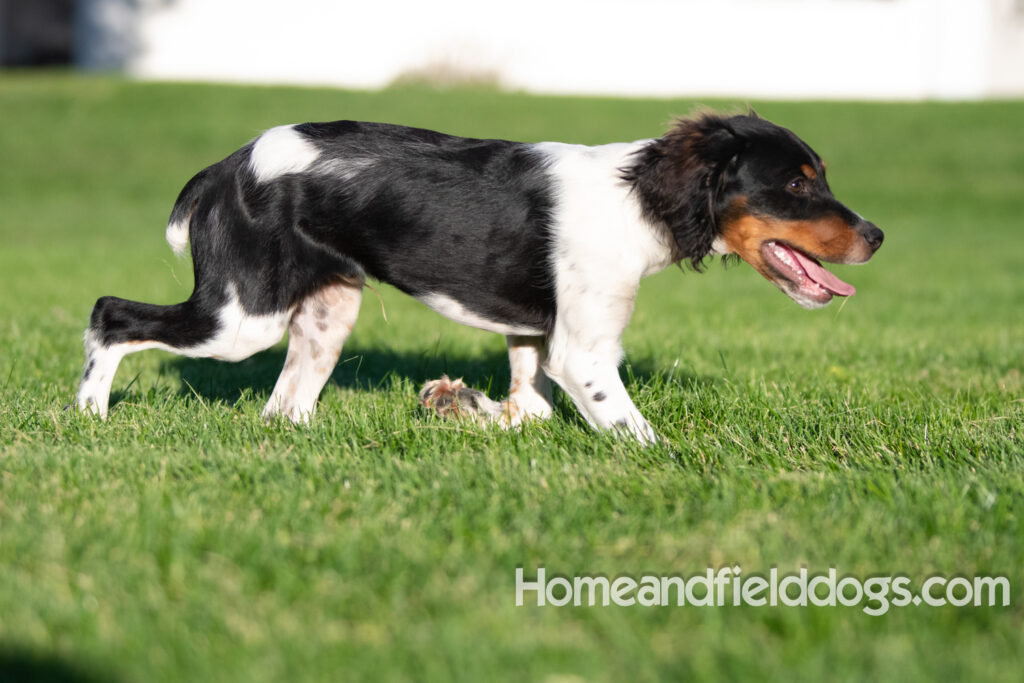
801;164;817;180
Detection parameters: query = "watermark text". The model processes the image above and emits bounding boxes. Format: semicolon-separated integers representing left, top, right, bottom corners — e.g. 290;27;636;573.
515;566;1010;616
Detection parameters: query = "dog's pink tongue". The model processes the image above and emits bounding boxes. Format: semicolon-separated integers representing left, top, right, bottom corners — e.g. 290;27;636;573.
792;250;856;296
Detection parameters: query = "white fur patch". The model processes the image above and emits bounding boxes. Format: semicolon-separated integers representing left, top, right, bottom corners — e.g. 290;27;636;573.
528;140;671;444
710;236;732;256
249;125;321;183
418;293;544;336
535;140;672;283
184;286;291;361
166;219;190;256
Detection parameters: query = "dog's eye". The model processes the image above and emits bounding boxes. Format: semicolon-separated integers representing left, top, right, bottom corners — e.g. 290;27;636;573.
787;177;809;194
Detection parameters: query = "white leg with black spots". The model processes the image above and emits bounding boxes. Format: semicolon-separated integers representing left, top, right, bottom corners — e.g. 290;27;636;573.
76;332;153;418
542;288;659;444
544;346;658;444
262;279;363;423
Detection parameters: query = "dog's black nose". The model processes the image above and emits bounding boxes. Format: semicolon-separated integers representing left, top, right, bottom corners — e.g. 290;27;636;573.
862;224;884;252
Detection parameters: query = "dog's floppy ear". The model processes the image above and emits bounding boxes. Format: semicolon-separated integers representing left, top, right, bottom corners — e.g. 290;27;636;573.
623;114;745;269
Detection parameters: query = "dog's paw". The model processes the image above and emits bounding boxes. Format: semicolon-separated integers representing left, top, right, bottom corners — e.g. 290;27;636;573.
419;375;502;420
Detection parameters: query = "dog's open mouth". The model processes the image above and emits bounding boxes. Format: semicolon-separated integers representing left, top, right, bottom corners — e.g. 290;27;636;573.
761;240;856;307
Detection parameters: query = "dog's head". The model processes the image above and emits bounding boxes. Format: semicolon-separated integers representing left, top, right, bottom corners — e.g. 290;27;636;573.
624;113;883;309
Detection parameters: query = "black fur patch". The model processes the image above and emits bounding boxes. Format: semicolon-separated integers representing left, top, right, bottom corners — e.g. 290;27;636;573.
89;296;220;348
287;121;557;331
621;114;746;269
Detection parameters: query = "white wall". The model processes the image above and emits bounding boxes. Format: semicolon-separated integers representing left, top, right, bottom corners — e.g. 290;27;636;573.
79;0;1024;99
989;0;1024;95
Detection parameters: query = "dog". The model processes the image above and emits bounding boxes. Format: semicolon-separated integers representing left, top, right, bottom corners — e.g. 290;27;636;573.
75;113;883;443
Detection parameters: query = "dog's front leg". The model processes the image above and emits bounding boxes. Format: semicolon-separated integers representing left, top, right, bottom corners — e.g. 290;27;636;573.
545;349;659;443
543;303;659;444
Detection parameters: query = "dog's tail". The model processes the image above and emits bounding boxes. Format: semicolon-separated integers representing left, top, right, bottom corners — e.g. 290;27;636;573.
164;167;214;257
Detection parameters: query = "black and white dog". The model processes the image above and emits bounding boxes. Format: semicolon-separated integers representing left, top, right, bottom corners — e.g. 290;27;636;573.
76;113;883;442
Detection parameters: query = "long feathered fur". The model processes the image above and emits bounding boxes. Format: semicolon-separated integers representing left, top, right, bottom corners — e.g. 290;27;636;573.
621;113;752;270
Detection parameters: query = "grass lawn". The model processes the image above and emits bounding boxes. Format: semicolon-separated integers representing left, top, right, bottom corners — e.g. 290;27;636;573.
0;75;1021;682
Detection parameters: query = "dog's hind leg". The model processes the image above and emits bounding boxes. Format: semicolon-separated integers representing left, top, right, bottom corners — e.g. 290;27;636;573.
262;278;363;423
419;334;553;426
76;288;292;418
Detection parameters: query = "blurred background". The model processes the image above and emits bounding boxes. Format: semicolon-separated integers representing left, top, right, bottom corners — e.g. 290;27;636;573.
3;0;1024;99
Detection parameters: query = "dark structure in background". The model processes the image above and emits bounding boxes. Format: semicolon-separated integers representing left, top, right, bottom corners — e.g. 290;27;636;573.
0;0;75;66
1;0;177;71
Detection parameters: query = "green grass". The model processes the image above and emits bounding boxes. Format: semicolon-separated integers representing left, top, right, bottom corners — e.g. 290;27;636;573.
1;74;1022;682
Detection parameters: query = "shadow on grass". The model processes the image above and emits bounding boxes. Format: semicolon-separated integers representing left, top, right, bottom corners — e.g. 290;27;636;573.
109;343;717;419
0;646;117;683
150;344;511;407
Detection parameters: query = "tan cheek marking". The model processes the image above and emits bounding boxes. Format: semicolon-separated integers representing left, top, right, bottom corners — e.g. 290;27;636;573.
786;216;862;260
721;215;775;276
721;213;863;265
721;214;774;255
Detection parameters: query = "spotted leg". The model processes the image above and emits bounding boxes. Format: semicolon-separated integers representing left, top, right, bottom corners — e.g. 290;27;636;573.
262;278;363;422
542;290;659;444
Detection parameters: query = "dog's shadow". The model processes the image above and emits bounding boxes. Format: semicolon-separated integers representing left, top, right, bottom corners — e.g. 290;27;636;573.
145;344;507;406
115;344;713;416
